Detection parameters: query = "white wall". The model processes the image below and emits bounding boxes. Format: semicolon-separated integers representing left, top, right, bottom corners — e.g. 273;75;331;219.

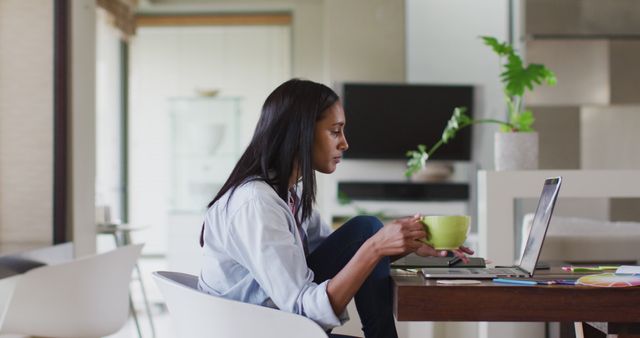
324;0;405;83
96;9;125;223
290;1;325;80
0;0;54;244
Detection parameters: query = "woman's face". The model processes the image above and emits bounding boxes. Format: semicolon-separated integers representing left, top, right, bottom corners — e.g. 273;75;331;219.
313;102;349;174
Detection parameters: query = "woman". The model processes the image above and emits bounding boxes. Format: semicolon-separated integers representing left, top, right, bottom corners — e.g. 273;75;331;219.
198;79;472;338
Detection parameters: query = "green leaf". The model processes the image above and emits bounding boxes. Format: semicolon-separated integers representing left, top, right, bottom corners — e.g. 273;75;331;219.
541;67;557;86
511;110;535;131
354;207;387;219
500;55;557;97
481;36;513;56
404;144;429;178
483;36;557;98
442;107;470;143
355;207;367;215
499;124;512;132
337;191;352;205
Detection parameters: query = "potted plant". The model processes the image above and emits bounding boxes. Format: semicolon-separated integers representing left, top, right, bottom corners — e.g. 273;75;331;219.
405;36;557;177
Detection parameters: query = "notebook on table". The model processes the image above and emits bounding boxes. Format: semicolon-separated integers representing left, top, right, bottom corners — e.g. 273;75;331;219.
422;176;562;279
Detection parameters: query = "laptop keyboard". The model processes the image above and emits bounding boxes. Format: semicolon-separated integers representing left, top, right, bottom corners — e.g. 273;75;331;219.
469;267;526;276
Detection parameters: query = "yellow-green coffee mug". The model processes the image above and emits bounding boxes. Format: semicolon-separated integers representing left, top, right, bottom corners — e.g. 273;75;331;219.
420;215;470;250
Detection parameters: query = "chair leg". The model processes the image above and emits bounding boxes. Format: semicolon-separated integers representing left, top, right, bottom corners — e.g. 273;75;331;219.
112;229;154;337
130;294;143;338
575;322;585;338
135;263;157;338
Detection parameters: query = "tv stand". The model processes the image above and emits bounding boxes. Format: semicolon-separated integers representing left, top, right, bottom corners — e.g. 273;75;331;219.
337;181;469;202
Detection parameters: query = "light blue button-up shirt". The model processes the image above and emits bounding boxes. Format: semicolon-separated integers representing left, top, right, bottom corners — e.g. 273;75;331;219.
198;179;349;330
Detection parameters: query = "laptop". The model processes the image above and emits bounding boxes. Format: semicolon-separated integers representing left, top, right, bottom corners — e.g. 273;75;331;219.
422;176;562;279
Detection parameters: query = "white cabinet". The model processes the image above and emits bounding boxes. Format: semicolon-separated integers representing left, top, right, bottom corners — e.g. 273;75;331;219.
169;97;242;212
167;97;242;273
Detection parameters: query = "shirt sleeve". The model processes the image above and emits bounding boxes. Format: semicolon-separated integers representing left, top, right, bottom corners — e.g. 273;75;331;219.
305;209;333;254
225;197;347;330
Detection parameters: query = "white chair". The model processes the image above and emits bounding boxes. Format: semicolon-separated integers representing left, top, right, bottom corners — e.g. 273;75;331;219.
0;244;143;338
152;271;328;338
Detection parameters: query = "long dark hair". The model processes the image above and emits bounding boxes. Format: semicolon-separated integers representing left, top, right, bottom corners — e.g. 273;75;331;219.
207;78;338;226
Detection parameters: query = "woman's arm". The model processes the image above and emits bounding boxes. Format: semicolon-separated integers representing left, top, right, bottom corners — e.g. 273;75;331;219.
325;216;429;315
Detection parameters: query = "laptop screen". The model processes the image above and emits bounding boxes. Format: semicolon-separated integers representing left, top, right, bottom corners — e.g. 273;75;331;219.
518;177;562;275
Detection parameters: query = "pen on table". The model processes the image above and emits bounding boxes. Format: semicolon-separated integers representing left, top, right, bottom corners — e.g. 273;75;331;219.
553;279;577;285
448;256;462;266
492;278;538;286
534;280;557;285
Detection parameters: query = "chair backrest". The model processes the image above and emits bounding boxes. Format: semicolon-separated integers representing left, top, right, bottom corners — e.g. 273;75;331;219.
153;271;328;338
0;244;143;337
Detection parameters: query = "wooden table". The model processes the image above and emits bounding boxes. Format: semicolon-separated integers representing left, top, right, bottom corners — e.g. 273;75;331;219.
392;269;640;337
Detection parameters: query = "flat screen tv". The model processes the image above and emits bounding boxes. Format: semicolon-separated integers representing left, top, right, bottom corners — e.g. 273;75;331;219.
342;83;473;160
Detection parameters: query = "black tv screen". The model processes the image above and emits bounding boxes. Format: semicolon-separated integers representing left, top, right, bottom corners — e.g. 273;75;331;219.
342;83;473;160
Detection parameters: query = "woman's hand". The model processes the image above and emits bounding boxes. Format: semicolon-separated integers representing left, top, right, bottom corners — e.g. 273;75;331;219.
414;244;448;258
368;215;426;258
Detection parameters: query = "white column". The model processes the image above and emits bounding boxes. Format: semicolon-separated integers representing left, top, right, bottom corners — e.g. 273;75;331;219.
71;0;97;256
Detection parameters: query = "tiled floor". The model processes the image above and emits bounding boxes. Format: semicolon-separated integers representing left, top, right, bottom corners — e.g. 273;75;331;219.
107;306;173;338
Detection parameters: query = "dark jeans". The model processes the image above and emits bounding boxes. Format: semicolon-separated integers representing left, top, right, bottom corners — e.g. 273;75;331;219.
306;215;398;338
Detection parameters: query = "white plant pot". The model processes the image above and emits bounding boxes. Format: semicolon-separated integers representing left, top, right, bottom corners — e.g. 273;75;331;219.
494;132;539;171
